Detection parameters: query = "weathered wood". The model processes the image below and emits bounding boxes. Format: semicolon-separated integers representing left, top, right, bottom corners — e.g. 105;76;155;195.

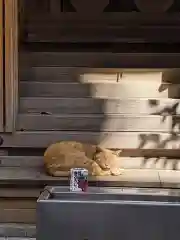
20;67;118;82
0;209;36;223
4;0;19;132
20;52;180;68
0;156;42;167
20;67;76;82
20;68;180;83
2;155;180;171
20;82;180;98
26;25;180;43
0;223;36;237
0;200;36;209
0;167;161;188
16;114;180;132
19;97;180;115
0;188;41;198
0;0;3;132
120;157;180;170
1;131;180;149
159;170;180;188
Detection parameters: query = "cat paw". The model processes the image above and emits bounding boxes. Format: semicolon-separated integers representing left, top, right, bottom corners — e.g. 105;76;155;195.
111;168;124;176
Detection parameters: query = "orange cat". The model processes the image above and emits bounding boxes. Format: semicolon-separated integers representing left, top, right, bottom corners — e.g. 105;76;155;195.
44;141;123;177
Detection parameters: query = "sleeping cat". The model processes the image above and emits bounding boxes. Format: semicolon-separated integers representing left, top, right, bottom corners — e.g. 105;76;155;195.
44;141;123;177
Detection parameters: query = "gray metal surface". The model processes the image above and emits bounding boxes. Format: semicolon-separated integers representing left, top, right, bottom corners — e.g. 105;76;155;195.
37;186;180;240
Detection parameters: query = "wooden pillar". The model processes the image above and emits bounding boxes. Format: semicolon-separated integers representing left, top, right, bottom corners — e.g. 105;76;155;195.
4;0;19;132
0;0;4;132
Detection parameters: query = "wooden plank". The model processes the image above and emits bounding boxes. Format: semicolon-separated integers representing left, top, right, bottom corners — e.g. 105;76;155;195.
159;170;180;188
120;157;180;170
1;131;180;149
26;25;180;43
20;67;76;82
0;167;161;188
2;155;180;171
0;200;36;209
0;223;36;237
19;52;180;68
20;67;180;83
19;97;180;115
4;0;19;132
0;0;3;132
0;209;36;223
121;71;162;82
16;114;178;132
20;67;118;82
0;156;43;167
0;188;41;198
20;82;180;98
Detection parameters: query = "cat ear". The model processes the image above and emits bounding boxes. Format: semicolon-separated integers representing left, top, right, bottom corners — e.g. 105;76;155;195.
96;146;103;153
114;150;122;156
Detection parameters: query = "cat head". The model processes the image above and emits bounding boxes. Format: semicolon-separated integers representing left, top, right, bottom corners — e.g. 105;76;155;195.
93;147;122;170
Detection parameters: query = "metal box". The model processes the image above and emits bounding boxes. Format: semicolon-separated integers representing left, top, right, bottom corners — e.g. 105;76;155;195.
37;186;180;240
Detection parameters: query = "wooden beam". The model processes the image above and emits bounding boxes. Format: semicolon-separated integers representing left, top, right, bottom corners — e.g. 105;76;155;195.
4;0;18;132
0;0;4;132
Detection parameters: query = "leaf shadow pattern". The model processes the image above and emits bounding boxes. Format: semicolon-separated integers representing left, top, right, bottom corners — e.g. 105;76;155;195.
140;156;179;170
138;132;180;170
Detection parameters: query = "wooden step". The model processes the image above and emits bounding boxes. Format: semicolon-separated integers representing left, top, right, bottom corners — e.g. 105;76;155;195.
0;200;36;223
1;156;180;171
20;67;119;82
26;24;180;43
0;166;179;188
0;167;161;188
20;81;180;98
16;114;179;132
24;12;180;26
19;97;180;115
0;131;180;149
19;52;180;68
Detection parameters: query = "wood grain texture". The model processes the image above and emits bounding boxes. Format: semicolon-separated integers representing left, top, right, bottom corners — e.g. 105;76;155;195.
0;0;3;132
16;114;179;132
20;82;180;98
19;52;180;68
1;131;180;149
4;0;18;132
26;24;180;43
19;97;180;114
